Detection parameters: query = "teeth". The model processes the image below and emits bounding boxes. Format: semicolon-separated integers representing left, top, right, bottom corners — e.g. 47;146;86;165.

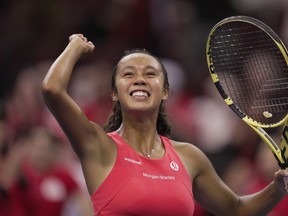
132;91;148;97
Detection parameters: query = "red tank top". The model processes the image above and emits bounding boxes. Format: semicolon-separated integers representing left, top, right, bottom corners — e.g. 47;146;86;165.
91;131;194;216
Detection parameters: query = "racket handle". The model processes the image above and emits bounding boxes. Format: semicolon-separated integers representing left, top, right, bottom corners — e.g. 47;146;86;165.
280;124;288;169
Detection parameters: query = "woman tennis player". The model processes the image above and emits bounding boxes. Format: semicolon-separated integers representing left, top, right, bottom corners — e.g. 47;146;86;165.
42;34;288;215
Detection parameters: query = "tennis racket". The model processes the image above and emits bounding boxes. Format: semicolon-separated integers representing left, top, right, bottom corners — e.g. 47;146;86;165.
206;15;288;169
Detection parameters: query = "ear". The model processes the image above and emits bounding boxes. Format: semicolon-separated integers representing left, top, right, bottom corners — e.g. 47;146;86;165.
111;90;118;101
162;88;169;100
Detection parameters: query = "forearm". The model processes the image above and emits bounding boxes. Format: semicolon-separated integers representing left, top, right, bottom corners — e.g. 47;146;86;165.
239;181;285;216
42;42;82;93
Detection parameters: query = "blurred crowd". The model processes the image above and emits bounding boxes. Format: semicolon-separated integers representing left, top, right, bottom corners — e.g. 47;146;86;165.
0;0;288;215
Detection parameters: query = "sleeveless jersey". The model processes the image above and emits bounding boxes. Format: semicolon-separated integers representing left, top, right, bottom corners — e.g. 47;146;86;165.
91;131;194;215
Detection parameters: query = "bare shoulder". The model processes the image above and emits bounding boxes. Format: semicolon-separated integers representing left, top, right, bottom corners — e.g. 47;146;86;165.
170;139;207;161
169;139;212;178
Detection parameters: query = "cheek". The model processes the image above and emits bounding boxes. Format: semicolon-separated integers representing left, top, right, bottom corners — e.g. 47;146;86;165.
152;79;166;94
115;80;126;92
114;77;123;92
113;80;129;99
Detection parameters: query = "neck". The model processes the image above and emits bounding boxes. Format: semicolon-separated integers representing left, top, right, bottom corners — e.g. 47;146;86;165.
117;123;158;142
121;111;158;133
117;124;161;158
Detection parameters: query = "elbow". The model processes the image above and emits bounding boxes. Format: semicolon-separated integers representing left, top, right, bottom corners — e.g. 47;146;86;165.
41;81;55;99
41;80;55;95
41;79;64;102
235;197;251;216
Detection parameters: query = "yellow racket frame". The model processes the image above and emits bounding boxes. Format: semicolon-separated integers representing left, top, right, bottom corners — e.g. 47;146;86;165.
206;15;288;167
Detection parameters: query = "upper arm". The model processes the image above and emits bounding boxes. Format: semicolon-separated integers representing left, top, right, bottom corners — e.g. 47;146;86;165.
41;84;115;162
193;156;239;215
42;86;117;194
176;143;241;215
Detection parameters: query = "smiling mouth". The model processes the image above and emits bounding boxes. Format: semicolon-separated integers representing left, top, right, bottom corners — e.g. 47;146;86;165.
130;91;150;98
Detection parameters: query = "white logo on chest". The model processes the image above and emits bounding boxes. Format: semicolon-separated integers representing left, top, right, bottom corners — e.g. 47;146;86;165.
170;161;179;171
124;157;143;165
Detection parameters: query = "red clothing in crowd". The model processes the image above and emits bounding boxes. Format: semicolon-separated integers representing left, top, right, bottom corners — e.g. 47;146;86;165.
0;162;79;216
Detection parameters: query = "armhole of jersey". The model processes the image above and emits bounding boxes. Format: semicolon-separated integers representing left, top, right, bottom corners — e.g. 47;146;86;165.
160;136;191;178
90;131;121;197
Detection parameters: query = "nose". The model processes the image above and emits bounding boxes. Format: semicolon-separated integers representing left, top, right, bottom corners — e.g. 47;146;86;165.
134;74;146;85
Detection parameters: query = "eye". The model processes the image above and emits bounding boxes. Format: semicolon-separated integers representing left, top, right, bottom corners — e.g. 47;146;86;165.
145;71;157;77
123;72;134;77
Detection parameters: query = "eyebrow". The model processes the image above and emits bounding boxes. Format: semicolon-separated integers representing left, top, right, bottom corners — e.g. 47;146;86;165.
120;65;160;71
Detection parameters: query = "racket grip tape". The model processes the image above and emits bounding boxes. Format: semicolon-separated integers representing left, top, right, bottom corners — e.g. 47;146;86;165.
280;125;288;169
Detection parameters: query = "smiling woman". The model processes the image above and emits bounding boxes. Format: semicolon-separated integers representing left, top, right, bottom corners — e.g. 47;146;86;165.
105;49;170;136
41;34;288;216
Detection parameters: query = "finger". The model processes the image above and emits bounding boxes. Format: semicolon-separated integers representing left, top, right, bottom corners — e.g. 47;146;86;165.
69;34;85;42
77;34;87;42
82;36;88;43
69;34;78;42
87;41;95;48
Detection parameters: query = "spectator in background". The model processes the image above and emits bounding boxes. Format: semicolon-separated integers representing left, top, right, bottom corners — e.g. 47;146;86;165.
68;61;113;127
0;126;93;216
4;61;51;139
163;58;197;143
189;77;260;176
0;102;11;216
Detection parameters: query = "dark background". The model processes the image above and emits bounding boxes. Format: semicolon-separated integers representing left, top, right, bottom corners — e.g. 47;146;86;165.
1;0;286;101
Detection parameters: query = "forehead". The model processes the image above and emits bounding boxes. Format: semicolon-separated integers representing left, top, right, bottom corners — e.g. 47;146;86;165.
118;53;162;70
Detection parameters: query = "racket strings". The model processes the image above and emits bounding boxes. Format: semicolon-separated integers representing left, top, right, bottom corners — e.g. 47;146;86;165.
211;21;288;125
